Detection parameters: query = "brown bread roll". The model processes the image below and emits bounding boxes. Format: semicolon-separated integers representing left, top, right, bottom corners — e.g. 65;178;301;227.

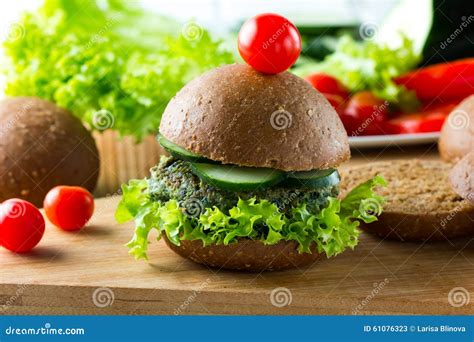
0;97;99;207
159;64;350;171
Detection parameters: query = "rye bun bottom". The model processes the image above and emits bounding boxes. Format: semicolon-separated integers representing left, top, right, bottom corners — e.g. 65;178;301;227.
163;236;320;272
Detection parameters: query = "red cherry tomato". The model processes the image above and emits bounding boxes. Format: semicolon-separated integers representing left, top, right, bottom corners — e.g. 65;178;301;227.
44;186;94;231
342;92;389;136
0;199;45;253
238;13;301;74
304;73;349;99
322;93;346;116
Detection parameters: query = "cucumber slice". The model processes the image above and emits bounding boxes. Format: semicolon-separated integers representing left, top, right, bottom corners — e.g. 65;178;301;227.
157;134;211;163
283;169;340;188
190;163;285;191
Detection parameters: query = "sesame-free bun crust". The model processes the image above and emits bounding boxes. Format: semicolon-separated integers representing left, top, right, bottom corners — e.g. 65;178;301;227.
439;95;474;163
0;97;99;207
163;236;320;272
159;64;350;171
340;160;474;242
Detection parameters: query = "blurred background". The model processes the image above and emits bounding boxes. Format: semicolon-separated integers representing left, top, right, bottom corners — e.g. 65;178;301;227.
0;0;472;200
1;0;472;65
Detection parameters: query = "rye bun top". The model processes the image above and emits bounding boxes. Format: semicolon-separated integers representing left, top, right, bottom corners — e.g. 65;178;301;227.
159;64;350;171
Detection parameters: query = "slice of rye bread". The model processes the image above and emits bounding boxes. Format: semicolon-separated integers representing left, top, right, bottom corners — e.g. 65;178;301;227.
339;160;474;242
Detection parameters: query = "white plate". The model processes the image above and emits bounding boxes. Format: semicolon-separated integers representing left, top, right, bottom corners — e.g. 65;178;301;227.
349;132;440;148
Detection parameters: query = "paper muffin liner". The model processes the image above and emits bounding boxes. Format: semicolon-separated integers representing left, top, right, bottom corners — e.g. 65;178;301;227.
93;131;165;196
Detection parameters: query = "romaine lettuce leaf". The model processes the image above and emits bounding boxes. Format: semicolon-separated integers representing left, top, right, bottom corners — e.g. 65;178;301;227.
116;176;386;260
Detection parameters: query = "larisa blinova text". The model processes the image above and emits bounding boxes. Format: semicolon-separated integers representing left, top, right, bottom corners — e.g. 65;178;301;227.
416;325;466;332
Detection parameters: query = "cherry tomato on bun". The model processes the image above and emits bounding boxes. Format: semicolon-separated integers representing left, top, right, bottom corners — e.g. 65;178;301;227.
304;73;349;99
238;13;301;74
0;199;45;253
44;186;94;231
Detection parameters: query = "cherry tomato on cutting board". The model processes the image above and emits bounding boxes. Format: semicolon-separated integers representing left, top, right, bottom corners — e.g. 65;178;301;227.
304;73;350;99
0;199;45;253
341;91;389;136
238;13;301;74
44;186;94;231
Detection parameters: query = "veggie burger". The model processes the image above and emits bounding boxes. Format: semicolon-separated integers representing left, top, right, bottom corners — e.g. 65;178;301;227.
116;14;385;271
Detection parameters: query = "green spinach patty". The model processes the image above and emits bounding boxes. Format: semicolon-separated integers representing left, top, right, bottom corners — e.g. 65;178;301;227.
148;156;339;216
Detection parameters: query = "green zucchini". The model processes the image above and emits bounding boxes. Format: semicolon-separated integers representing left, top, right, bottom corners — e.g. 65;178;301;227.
190;163;285;191
283;169;340;188
157;134;211;163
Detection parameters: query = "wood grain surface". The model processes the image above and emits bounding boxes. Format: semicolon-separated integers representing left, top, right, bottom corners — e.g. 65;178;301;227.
1;144;473;315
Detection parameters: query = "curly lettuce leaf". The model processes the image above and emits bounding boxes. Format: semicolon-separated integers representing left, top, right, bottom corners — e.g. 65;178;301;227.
292;35;421;111
115;179;148;223
2;0;234;140
115;176;386;260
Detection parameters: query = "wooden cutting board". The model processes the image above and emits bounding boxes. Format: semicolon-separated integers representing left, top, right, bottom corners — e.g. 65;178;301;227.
0;194;473;315
1;146;473;315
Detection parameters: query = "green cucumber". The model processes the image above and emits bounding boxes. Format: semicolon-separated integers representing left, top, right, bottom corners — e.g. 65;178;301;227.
190;163;285;191
283;169;340;188
157;134;211;163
